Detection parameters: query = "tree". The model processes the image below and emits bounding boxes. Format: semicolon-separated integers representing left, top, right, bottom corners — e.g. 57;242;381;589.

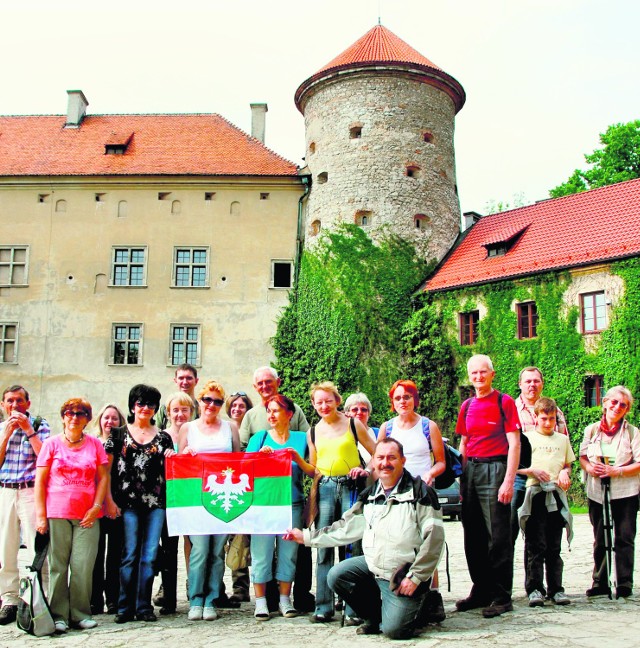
550;120;640;198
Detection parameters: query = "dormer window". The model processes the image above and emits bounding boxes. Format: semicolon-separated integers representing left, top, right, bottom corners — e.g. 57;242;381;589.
104;132;133;155
483;225;529;258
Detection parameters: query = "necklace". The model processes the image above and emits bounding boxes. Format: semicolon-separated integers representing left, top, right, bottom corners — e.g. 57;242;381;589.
64;432;85;445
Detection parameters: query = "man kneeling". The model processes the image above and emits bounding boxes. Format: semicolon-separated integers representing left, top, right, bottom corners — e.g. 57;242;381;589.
285;437;444;639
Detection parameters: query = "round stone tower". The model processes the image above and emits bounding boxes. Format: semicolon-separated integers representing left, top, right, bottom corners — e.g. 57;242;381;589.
295;24;466;261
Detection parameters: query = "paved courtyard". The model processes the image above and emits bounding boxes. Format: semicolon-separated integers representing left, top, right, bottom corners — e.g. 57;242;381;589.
1;514;639;648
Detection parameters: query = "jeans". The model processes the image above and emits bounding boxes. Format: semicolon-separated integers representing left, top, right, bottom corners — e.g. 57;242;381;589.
188;534;227;607
315;477;359;616
119;508;165;616
460;460;514;604
524;491;566;596
91;516;123;612
328;556;423;639
48;518;99;623
588;494;639;590
251;504;302;584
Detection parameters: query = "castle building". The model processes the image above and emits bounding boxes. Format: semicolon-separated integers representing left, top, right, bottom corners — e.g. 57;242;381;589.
295;24;466;260
0;91;304;419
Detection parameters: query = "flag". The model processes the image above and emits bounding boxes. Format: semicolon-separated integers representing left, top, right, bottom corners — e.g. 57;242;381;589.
165;451;292;536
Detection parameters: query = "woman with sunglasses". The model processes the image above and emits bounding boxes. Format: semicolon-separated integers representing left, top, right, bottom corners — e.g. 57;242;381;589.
104;384;175;624
178;380;240;621
580;385;640;600
35;398;109;633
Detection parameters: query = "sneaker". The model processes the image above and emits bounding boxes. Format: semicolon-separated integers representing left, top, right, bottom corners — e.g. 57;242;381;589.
279;601;298;618
455;594;491;612
54;620;68;634
136;611;157;622
309;613;334;623
356;621;381;635
188;605;203;621
203;606;218;621
0;605;17;625
551;591;571;606
482;600;513;618
528;590;544;607
75;618;98;629
344;615;363;626
153;585;165;607
254;600;270;621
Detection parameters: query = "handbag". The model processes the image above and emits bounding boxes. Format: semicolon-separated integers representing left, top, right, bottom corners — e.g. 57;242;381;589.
17;532;55;637
225;534;251;570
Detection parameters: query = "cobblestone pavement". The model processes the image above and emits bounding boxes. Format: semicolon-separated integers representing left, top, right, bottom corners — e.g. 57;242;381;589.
1;515;639;647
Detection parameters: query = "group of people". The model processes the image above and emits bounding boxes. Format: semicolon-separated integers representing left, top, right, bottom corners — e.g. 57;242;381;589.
0;355;638;640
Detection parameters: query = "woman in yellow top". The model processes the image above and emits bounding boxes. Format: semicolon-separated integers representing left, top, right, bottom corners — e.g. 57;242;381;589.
307;381;375;623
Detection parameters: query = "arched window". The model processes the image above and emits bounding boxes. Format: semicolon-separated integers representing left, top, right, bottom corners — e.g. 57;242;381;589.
355;210;373;227
406;165;421;179
117;201;128;218
230;201;241;215
171;200;181;215
310;220;321;236
55;199;67;213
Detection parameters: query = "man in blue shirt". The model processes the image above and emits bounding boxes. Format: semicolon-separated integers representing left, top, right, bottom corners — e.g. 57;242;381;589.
0;385;50;624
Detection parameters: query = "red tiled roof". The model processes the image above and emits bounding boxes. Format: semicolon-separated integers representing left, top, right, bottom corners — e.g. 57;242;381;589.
0;114;298;177
425;178;640;292
316;24;443;74
295;25;465;113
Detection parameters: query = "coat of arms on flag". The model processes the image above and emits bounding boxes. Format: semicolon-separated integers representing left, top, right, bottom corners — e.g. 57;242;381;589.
165;451;292;536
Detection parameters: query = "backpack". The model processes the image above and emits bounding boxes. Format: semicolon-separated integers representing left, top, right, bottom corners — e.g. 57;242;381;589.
461;391;531;469
381;416;463;489
17;532;55;637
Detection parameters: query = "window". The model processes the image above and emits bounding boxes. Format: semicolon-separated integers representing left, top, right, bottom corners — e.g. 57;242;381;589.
406;165;421;178
170;324;201;366
349;126;362;139
517;302;538;339
423;131;434;144
0;323;18;364
111;247;146;286
317;172;328;184
205;192;216;201
173;247;209;287
459;311;479;346
0;246;29;286
271;260;293;289
355;210;372;227
105;145;126;155
581;291;607;333
158;192;171;201
414;214;430;230
310;220;321;236
584;375;604;407
111;324;142;365
260;193;270;200
55;199;67;212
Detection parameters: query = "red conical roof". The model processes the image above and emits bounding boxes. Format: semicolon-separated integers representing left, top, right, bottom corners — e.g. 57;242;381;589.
316;24;443;75
295;25;465;113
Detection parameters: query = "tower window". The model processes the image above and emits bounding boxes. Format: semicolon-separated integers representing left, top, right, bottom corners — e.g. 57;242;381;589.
309;142;316;154
310;220;321;236
355;210;373;227
406;165;421;179
414;214;430;230
349;126;362;139
317;172;328;184
423;132;434;144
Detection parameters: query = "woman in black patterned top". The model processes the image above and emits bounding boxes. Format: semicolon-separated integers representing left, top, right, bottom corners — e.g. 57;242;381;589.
105;384;175;623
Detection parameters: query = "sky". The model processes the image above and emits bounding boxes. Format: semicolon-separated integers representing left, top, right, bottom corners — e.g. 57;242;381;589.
3;0;639;214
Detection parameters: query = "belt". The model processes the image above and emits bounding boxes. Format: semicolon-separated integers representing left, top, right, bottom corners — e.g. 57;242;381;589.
0;481;35;489
467;456;508;464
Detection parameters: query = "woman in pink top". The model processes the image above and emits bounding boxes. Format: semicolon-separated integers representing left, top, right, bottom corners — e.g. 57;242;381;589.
35;398;109;634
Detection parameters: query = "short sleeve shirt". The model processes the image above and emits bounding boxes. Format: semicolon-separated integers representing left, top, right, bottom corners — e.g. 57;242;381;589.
525;430;575;487
456;390;520;458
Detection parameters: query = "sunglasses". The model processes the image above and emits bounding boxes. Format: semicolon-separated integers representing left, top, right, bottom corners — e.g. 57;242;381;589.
350;407;369;413
64;410;89;419
201;396;224;407
608;399;629;410
231;391;247;397
135;400;157;410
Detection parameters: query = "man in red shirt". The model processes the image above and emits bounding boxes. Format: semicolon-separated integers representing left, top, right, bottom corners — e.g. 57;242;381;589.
455;355;521;618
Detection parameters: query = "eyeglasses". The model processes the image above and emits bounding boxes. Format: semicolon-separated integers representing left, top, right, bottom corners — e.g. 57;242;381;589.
64;410;89;419
350;407;369;413
393;394;413;402
135;400;156;410
609;399;629;410
201;396;224;407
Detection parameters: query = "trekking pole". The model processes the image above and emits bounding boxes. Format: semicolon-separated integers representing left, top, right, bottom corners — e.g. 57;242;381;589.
601;458;614;600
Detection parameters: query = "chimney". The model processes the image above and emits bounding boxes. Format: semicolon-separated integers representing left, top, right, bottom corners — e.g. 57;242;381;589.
462;210;482;231
65;90;89;128
250;103;268;143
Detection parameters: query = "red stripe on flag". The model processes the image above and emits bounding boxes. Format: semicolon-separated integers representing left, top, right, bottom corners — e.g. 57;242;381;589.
166;451;291;480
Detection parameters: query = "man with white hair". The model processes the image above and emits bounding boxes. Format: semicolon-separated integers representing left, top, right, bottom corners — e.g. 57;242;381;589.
455;355;521;618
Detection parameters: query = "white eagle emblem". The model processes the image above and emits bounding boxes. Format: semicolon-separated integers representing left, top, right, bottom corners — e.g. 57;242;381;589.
204;469;251;513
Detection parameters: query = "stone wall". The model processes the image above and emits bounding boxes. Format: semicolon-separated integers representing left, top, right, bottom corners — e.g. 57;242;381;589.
302;70;461;261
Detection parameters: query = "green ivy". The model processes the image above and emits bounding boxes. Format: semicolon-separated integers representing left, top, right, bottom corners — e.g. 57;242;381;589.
272;225;430;425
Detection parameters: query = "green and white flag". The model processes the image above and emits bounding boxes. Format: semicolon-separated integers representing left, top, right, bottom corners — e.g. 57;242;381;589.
166;451;292;535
